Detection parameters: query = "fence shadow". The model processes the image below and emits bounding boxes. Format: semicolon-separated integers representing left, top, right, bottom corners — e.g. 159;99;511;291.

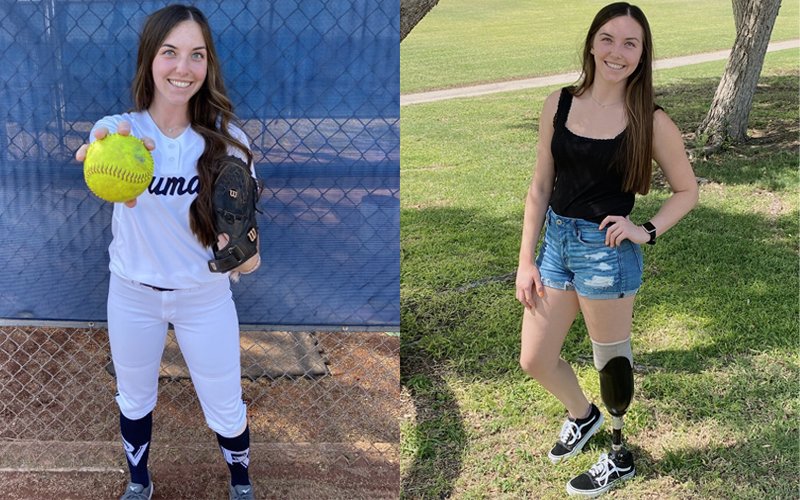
400;332;467;499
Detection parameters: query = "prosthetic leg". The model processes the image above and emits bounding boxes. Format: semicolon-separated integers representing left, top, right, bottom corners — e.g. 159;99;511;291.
566;338;636;496
592;338;635;462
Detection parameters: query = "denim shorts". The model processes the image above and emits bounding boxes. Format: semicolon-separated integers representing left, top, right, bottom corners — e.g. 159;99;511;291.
535;207;643;299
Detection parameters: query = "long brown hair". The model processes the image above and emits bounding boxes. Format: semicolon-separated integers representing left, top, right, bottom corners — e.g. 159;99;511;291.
573;2;654;195
132;4;253;247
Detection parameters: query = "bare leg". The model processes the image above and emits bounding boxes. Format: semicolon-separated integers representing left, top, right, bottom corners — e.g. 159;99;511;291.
519;288;590;419
578;295;635;344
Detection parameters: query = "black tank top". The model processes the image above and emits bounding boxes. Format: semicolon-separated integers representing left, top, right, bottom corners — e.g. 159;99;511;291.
549;88;634;223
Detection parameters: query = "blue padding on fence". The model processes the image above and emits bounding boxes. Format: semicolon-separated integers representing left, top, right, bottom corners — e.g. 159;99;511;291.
0;1;399;329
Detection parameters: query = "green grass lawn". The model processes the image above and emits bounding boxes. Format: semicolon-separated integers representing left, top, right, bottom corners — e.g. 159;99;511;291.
400;0;800;93
400;49;799;499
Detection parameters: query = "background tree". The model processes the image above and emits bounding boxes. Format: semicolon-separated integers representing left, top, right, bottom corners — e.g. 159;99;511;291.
697;0;782;148
400;0;440;42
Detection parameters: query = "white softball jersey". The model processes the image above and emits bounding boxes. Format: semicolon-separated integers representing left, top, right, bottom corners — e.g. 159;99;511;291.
90;111;251;289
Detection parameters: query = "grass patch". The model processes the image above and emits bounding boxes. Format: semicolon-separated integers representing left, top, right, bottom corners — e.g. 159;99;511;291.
400;49;799;498
401;0;800;93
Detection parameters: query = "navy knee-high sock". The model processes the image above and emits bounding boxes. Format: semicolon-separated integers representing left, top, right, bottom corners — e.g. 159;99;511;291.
120;411;152;487
217;426;251;486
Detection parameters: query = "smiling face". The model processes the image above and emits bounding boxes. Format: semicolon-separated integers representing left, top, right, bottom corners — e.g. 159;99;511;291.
590;15;644;85
151;20;208;112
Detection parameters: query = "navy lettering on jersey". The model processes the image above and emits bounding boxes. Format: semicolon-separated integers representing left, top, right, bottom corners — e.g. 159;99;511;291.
148;175;200;196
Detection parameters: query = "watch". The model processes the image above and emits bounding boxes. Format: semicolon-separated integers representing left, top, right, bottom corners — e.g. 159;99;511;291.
642;221;657;245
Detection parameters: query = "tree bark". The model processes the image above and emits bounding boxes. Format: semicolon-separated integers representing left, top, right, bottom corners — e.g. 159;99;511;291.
696;0;782;146
400;0;440;42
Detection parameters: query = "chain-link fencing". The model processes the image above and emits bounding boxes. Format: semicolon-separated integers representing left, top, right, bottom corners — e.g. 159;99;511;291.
0;325;400;496
0;0;399;495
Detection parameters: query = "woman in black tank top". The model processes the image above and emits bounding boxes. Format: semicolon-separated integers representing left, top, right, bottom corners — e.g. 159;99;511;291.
515;3;698;496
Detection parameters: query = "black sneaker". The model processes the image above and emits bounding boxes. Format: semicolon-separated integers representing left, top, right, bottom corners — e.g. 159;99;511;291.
566;448;636;497
548;403;604;464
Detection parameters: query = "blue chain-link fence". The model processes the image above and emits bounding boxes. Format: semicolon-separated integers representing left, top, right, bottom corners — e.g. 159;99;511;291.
0;0;399;330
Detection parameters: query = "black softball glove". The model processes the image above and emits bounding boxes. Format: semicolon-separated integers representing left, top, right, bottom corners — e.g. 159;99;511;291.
207;155;260;273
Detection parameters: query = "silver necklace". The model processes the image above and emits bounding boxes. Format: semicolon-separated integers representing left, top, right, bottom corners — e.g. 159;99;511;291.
590;91;623;108
147;110;187;135
165;124;187;134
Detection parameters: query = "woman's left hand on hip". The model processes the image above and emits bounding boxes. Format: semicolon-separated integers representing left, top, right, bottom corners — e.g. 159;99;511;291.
599;215;650;247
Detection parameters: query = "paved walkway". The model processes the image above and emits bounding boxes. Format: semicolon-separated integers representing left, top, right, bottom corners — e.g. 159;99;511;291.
400;39;799;106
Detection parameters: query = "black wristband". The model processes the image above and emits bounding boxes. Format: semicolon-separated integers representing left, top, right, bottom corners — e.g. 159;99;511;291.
642;221;656;245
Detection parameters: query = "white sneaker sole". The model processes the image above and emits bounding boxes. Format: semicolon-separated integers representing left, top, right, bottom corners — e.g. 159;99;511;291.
548;413;605;464
565;468;635;497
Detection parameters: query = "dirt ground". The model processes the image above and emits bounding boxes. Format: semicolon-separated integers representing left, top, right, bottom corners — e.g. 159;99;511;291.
0;449;398;499
0;328;399;499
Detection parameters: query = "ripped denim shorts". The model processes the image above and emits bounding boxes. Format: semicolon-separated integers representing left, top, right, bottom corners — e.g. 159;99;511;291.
535;207;643;299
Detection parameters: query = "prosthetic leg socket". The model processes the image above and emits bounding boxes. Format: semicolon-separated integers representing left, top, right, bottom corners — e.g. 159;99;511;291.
593;338;634;451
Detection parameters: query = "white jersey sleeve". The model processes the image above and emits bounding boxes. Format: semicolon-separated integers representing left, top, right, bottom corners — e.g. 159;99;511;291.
226;123;257;178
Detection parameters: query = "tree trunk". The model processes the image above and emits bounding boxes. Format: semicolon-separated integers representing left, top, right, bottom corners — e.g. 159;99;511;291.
696;0;782;146
400;0;440;42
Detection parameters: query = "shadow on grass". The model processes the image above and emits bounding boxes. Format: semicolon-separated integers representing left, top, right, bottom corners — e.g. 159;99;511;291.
656;74;799;138
400;340;467;499
657;74;799;191
400;207;522;498
648;371;796;498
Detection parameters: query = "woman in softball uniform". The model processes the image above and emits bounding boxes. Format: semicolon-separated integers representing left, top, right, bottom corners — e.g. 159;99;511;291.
75;5;259;500
515;2;698;497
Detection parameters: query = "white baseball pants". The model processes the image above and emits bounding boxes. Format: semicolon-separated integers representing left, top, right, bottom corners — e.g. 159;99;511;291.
107;274;247;438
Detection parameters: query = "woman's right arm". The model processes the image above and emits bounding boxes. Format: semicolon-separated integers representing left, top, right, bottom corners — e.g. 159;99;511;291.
516;90;559;310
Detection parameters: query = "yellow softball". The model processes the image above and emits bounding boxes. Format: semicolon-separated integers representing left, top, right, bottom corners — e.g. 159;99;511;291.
83;133;154;203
